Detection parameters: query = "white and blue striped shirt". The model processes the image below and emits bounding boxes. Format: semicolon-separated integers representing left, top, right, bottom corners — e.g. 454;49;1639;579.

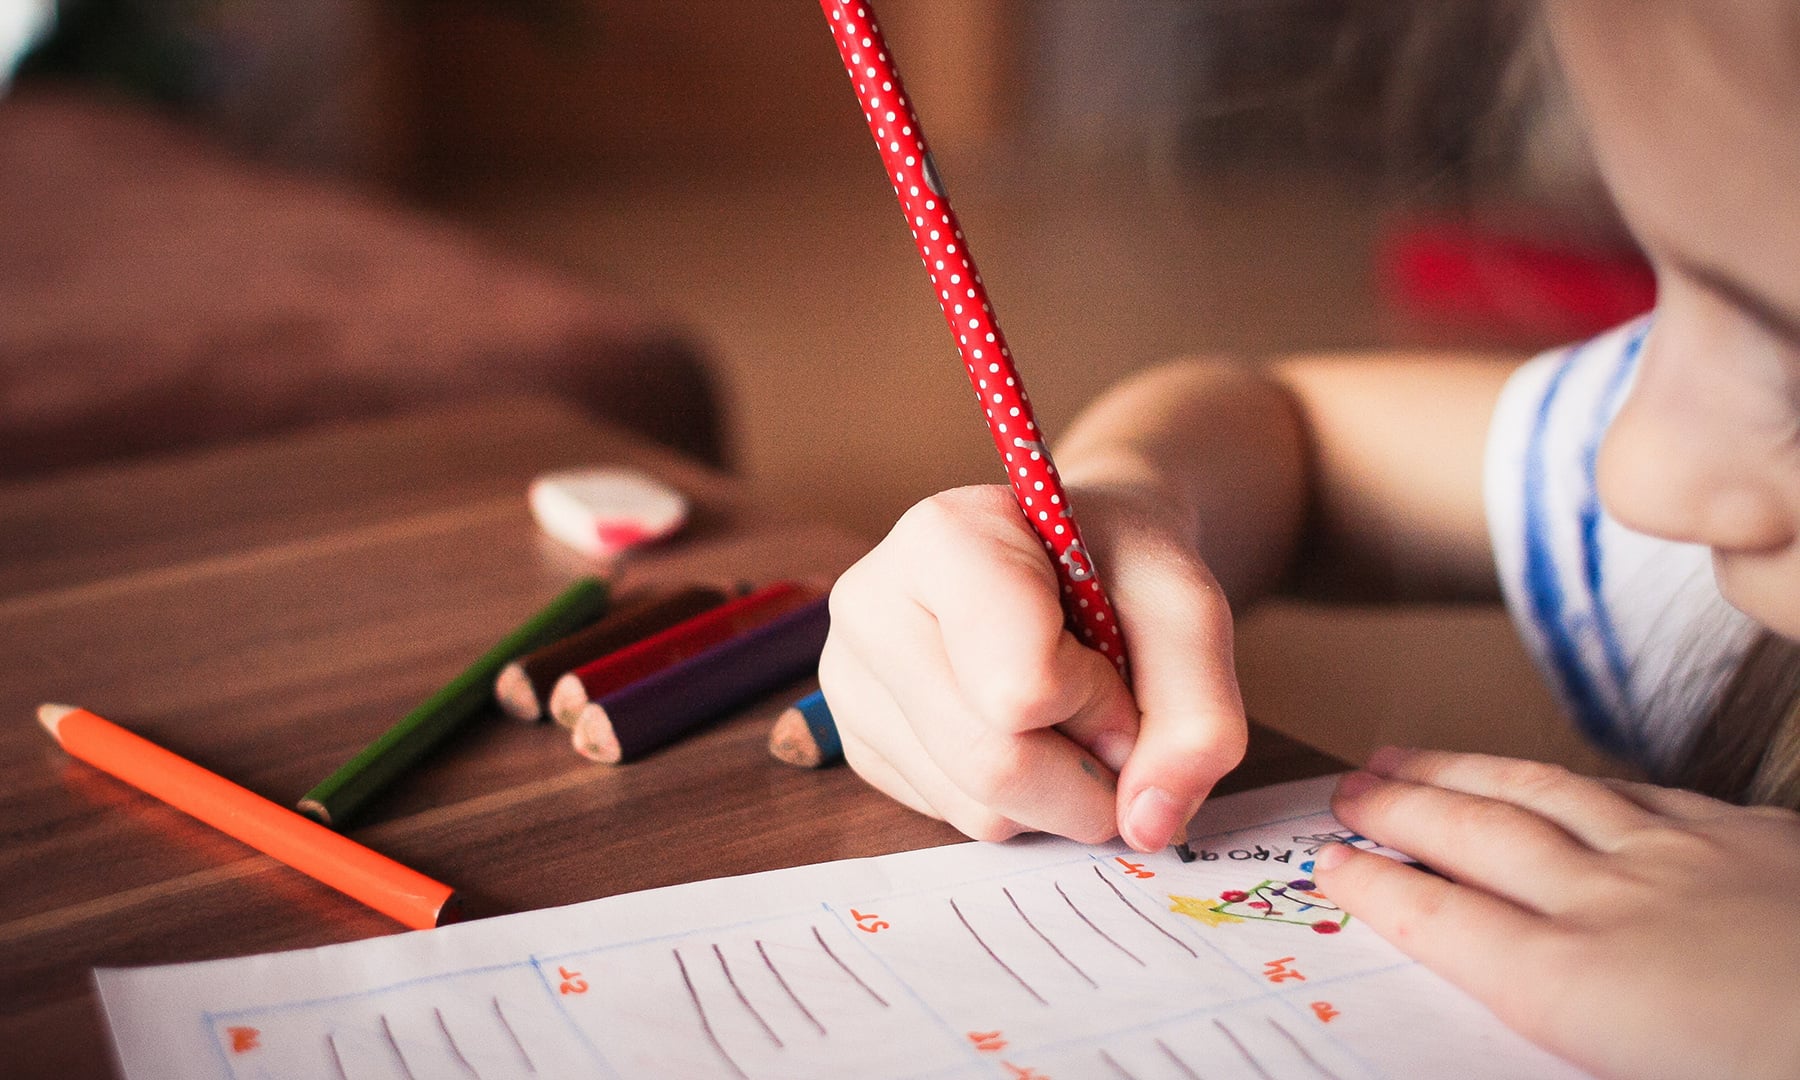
1485;319;1758;777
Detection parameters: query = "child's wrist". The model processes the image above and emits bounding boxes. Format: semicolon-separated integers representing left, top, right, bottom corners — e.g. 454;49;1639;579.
1059;457;1202;553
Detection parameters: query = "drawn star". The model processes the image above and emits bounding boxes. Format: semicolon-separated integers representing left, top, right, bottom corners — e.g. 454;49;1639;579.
1168;895;1246;927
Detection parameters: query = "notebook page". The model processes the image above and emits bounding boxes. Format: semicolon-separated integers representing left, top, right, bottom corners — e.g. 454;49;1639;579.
96;775;1587;1078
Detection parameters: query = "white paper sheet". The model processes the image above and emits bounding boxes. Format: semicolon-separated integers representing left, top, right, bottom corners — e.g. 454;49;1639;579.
96;776;1588;1078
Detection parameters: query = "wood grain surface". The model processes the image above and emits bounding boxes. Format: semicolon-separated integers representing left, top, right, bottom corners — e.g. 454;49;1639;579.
0;396;1340;1078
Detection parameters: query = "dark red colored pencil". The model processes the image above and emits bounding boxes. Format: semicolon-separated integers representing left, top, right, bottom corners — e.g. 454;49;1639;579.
496;585;730;722
546;581;814;727
572;597;832;763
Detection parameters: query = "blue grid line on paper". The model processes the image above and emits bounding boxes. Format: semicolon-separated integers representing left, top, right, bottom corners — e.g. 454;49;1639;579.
204;957;537;1023
529;953;624;1079
198;1008;234;1078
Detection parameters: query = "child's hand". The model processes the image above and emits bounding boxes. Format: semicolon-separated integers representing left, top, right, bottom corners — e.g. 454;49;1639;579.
820;484;1247;851
1316;747;1800;1080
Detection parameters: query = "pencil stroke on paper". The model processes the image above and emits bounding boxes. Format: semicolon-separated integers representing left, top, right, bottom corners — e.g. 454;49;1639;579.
1269;1015;1348;1080
1098;1047;1138;1079
380;1013;419;1080
490;996;536;1074
756;939;827;1037
674;948;748;1080
1055;880;1144;966
1092;864;1200;957
1004;886;1098;989
712;943;783;1048
1156;1037;1202;1079
950;896;1049;1006
434;1006;482;1079
1215;1019;1277;1080
811;924;889;1007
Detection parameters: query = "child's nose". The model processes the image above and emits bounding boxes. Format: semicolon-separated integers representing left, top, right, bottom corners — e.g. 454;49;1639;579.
1597;364;1794;555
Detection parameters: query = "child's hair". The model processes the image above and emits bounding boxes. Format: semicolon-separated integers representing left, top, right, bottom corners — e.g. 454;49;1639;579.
1680;636;1800;809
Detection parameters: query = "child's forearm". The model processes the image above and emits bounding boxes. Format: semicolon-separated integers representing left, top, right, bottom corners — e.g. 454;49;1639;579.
1056;353;1518;607
1056;359;1308;608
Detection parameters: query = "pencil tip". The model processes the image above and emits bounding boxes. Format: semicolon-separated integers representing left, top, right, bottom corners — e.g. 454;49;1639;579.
494;663;542;723
37;703;75;737
1174;841;1197;863
768;706;822;767
296;799;333;827
570;707;622;764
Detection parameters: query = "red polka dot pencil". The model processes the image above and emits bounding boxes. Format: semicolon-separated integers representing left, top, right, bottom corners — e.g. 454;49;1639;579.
818;0;1128;675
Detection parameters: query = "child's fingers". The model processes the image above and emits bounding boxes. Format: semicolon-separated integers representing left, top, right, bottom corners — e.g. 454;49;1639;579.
822;643;1031;840
1367;747;1652;851
835;726;939;821
1599;777;1738;822
1311;845;1555;1038
1329;772;1601;915
829;578;1123;844
898;487;1138;744
841;728;1027;842
897;631;1123;845
1109;540;1248;852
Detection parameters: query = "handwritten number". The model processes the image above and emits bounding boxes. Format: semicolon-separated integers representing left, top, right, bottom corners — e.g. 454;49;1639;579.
1263;957;1306;983
558;966;589;995
852;908;890;933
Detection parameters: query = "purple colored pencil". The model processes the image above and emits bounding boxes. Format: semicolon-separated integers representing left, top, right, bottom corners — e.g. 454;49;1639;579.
571;597;830;763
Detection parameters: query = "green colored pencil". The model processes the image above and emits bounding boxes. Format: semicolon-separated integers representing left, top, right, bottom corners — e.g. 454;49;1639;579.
298;577;610;827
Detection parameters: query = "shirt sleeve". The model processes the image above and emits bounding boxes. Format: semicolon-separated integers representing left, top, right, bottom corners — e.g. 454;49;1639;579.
1484;318;1757;777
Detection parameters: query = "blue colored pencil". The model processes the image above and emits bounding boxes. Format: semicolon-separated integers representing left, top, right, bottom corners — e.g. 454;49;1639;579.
571;596;830;763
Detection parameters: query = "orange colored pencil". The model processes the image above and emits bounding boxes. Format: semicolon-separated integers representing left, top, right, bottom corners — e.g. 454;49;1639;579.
37;704;458;930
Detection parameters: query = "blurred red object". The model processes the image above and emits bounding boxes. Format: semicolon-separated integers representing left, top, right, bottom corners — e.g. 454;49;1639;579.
1379;218;1657;343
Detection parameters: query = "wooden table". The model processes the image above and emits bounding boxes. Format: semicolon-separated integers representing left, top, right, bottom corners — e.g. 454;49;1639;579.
0;397;1340;1078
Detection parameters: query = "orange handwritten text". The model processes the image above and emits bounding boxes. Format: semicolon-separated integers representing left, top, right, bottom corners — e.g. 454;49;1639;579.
226;1027;260;1054
1114;857;1155;879
1003;1064;1051;1080
1311;1001;1341;1023
557;966;589;995
852;909;890;934
1263;957;1306;983
968;1030;1007;1053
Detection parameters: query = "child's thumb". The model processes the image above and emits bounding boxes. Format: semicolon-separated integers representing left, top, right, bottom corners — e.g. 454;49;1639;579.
1109;556;1248;852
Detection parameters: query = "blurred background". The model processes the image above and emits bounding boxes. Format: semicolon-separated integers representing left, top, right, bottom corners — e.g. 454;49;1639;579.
2;0;1655;774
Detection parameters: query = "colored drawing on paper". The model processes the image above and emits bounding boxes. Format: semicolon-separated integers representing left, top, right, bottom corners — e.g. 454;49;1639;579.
1168;878;1349;934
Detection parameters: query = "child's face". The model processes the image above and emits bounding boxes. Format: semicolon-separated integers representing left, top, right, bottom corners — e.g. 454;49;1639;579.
1553;1;1800;637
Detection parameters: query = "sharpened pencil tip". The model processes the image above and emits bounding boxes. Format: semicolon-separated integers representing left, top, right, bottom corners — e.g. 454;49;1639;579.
296;798;333;827
768;706;822;768
37;703;76;738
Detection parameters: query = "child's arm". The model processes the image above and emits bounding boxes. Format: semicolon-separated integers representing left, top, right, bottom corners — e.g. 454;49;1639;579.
820;352;1519;851
1056;353;1514;605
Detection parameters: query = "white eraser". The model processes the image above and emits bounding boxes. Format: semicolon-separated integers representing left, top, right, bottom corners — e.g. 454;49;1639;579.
529;468;689;557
